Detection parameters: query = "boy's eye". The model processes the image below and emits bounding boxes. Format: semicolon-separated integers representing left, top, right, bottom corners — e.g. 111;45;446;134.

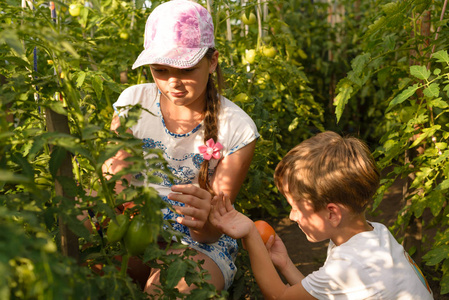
183;68;195;72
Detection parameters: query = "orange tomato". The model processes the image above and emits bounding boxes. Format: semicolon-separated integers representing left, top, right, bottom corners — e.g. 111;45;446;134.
254;220;276;244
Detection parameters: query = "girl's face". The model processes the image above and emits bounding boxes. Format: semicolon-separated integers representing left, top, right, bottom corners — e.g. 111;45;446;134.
149;52;218;110
283;187;330;243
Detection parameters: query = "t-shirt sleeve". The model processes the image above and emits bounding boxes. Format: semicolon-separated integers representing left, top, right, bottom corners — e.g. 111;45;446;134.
218;99;260;158
113;84;158;117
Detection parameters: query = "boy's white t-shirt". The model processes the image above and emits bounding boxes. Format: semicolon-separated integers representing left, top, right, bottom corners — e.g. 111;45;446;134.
302;222;433;300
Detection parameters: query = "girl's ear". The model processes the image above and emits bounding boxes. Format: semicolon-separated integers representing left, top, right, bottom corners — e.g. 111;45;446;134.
209;50;219;74
326;203;342;227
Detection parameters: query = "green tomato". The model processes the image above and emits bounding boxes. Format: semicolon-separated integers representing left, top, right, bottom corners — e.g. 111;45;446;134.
119;32;129;40
124;215;154;256
234;92;248;102
69;4;81;17
245;49;256;64
261;46;277;58
107;214;130;243
241;12;256;25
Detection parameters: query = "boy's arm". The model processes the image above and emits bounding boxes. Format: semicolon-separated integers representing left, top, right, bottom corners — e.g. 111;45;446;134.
210;195;316;300
267;234;305;286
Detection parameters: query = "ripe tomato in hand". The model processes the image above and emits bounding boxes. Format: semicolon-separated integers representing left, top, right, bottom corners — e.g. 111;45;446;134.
123;215;153;256
254;220;276;244
107;214;130;243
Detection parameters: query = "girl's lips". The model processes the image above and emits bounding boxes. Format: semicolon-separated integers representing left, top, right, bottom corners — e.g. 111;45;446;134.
171;91;187;97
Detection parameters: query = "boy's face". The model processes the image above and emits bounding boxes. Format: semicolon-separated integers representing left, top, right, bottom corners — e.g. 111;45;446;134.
283;184;330;243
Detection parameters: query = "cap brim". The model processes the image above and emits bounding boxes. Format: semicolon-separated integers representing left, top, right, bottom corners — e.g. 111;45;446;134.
132;47;209;69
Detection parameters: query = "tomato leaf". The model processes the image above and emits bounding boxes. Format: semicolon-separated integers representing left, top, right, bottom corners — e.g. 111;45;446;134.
387;84;419;112
334;79;353;123
432;50;449;63
409;125;440;148
423;83;440;98
422;245;449;266
410;65;430;80
166;259;188;289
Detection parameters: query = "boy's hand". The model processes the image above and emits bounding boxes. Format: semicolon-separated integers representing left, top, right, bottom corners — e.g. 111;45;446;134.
169;184;211;231
209;192;253;239
266;234;290;270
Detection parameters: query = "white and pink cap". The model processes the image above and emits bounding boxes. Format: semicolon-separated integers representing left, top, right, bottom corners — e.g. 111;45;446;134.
132;0;215;69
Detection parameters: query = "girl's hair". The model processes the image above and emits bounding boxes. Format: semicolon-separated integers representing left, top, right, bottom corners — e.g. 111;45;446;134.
198;48;223;194
274;131;380;214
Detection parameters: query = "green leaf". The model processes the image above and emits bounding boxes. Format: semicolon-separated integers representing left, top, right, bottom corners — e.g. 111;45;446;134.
0;30;25;57
166;259;188;289
11;153;34;178
76;71;86;88
423;245;449;265
0;170;31;183
432;50;449;63
429;97;448;109
435;179;449;191
48;101;68;116
428;191;445;216
334;80;353;123
423;83;439;98
92;75;103;100
81;125;102;140
60;41;80;59
49;146;68;178
387;84;419;112
409;125;440;148
186;288;216;300
410;65;430;80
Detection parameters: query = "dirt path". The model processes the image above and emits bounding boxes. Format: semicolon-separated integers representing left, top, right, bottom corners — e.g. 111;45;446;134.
269;175;447;299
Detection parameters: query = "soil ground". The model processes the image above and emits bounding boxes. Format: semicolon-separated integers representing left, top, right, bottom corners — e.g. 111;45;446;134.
268;174;447;299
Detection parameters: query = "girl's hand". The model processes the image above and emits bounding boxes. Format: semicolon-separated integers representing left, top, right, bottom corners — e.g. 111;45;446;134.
209;192;253;239
265;234;290;270
169;184;212;231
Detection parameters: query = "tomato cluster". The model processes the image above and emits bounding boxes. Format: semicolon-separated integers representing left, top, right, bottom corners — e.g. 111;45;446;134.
106;214;155;256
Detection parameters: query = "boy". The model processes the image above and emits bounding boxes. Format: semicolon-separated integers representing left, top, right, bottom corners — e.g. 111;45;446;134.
210;131;433;299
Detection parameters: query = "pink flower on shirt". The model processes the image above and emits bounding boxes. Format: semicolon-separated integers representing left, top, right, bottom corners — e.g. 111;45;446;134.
199;138;223;160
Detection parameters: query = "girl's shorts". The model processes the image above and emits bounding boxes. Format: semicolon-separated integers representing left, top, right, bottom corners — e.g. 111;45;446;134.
162;196;238;290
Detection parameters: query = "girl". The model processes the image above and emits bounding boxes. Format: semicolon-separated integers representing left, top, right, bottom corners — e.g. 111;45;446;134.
106;0;259;294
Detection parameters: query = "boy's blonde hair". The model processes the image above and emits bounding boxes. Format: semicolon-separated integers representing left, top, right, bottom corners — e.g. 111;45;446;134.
274;131;380;213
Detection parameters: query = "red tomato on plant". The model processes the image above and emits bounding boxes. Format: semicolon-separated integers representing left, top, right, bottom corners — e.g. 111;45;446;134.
254;220;276;244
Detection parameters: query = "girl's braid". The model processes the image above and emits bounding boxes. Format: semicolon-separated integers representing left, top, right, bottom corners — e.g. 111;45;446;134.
198;48;223;195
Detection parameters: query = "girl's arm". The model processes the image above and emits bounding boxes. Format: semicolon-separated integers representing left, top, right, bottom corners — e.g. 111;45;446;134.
211;139;257;202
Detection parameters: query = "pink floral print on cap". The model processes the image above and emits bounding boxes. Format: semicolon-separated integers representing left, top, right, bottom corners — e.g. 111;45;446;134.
132;0;215;69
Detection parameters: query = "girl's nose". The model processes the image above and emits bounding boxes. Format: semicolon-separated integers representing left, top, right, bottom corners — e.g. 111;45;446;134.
168;77;182;88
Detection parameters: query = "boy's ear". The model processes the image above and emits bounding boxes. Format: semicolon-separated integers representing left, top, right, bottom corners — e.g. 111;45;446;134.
326;203;342;227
